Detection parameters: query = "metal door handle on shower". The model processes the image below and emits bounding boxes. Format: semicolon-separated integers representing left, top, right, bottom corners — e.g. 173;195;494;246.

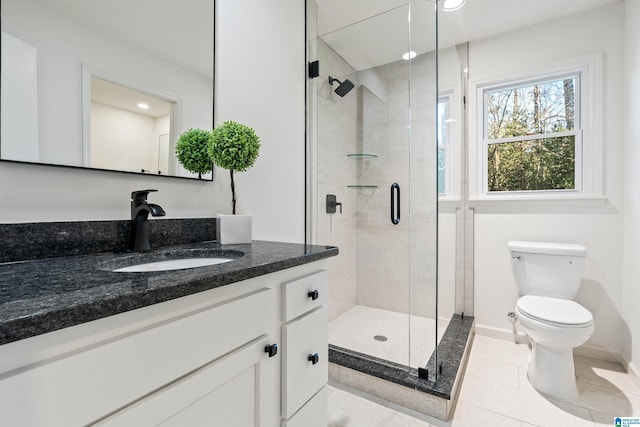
390;183;400;225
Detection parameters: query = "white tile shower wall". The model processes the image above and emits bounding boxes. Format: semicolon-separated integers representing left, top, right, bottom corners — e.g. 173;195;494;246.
471;4;626;358
316;39;358;321
356;52;438;319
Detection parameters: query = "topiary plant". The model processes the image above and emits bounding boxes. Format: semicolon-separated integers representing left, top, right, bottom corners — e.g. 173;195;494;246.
175;128;213;178
208;121;261;214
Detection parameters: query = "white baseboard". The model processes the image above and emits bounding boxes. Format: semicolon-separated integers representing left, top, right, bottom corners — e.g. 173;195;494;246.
474;323;623;364
620;356;640;389
574;344;624;364
473;323;528;343
474;323;640;388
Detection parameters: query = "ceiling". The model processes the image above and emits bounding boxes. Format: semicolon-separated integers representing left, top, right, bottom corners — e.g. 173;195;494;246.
91;78;172;118
316;0;622;71
29;0;622;76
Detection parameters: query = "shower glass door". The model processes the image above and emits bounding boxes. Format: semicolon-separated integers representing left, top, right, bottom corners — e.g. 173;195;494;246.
311;0;439;376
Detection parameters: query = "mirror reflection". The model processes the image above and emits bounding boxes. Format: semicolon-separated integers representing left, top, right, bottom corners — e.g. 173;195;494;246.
87;77;175;175
0;0;214;180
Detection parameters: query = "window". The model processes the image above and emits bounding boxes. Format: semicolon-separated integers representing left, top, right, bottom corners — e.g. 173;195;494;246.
438;93;453;196
481;74;582;194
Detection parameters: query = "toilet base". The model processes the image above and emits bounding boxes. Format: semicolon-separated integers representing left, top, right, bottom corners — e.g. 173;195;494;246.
528;342;579;400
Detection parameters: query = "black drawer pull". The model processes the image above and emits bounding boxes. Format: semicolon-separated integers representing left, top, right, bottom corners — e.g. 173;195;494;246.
264;343;278;358
307;289;319;300
308;353;319;365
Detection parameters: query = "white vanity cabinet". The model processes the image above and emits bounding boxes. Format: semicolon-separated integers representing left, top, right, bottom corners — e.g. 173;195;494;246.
280;270;329;426
0;262;329;427
94;334;278;426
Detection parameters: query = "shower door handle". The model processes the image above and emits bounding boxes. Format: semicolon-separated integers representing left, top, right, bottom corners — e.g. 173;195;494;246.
390;183;400;225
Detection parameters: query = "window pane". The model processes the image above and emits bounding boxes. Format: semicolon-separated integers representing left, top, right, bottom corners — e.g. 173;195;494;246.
437;99;448;147
486;77;576;139
487;136;575;192
438;148;446;194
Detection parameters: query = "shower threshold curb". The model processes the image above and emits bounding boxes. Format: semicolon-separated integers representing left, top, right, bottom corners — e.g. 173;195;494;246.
328;313;474;420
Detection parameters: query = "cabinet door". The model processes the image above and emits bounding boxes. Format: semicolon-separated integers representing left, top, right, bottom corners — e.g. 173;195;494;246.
281;386;327;427
0;287;274;426
281;306;328;419
94;335;279;427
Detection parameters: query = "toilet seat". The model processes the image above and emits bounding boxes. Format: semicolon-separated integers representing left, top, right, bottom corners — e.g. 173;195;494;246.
516;295;593;327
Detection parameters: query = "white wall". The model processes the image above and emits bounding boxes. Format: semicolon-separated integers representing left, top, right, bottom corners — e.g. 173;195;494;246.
1;32;39;162
623;0;640;374
0;0;306;245
214;0;306;243
471;4;626;357
90;102;158;173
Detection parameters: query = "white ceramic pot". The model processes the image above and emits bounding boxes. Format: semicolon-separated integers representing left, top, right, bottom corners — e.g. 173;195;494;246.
216;214;252;244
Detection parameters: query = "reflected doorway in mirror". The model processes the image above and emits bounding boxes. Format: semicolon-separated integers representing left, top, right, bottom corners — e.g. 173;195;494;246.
81;65;181;176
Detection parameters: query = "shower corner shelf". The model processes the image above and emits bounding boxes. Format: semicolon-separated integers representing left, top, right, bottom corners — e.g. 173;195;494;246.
346;153;377;159
347;185;378;189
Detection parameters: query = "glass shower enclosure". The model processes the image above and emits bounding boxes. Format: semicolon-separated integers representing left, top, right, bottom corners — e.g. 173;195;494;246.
308;0;449;380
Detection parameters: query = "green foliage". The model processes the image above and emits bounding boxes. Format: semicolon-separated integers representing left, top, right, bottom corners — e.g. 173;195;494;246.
487;137;575;192
485;77;577;192
208;121;260;172
175;128;213;175
208;121;261;214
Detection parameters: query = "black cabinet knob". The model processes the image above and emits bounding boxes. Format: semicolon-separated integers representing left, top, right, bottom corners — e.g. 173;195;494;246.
308;353;319;365
264;343;278;358
307;290;319;301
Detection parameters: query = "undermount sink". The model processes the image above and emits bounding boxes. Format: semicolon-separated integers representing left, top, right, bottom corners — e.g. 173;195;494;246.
103;248;244;273
113;257;234;272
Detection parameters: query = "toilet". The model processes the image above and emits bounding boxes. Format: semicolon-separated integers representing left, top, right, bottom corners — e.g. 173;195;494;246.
508;241;594;400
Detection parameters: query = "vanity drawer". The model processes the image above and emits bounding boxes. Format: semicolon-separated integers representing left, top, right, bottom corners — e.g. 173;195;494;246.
0;287;275;427
281;270;327;322
281;305;328;419
281;386;327;427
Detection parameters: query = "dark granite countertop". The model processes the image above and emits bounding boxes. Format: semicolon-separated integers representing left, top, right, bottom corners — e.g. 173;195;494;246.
0;240;338;345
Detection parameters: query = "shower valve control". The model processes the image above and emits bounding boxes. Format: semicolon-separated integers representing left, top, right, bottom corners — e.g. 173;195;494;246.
308;289;319;300
308;353;320;365
326;194;342;214
264;343;278;358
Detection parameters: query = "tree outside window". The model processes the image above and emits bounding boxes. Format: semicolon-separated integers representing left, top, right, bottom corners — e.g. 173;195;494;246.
483;74;580;193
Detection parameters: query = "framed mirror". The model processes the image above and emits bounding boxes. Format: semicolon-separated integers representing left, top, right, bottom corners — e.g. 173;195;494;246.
0;0;214;180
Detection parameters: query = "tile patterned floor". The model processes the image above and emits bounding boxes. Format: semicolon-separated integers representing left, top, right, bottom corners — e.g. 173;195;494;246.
328;334;640;426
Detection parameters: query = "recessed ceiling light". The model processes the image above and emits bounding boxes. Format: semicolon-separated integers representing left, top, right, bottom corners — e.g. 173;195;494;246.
442;0;466;12
137;103;149;109
402;51;417;60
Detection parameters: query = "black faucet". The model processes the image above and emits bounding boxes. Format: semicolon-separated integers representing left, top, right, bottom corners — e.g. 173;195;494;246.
130;189;166;252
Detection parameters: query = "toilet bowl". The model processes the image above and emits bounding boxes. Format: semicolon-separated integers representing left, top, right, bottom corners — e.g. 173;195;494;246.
508;241;594;401
515;295;594;400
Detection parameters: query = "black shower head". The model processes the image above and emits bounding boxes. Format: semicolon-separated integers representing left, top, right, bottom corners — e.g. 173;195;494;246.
328;76;355;97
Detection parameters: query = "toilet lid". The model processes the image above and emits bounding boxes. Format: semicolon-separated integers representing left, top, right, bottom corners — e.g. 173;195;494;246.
517;295;593;326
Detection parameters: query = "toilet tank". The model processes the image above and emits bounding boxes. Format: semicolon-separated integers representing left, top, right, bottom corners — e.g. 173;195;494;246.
507;241;587;299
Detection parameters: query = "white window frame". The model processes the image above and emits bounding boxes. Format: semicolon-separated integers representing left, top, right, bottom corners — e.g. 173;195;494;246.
481;72;583;195
468;52;604;203
437;86;462;204
438;92;453;197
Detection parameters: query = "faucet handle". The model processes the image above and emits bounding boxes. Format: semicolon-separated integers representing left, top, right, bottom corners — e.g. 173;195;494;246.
131;189;158;203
